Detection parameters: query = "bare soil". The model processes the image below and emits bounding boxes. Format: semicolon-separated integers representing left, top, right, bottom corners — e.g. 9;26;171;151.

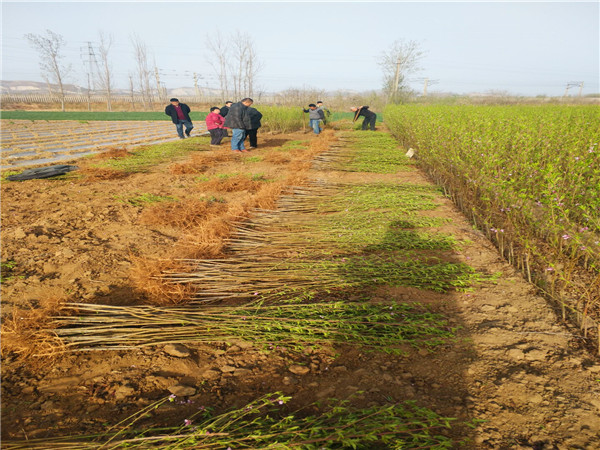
1;127;599;449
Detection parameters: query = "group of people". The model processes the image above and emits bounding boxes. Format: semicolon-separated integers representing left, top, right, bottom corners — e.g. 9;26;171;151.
165;98;378;153
165;98;262;153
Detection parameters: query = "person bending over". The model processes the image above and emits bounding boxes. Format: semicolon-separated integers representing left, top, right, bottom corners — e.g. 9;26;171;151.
351;105;376;131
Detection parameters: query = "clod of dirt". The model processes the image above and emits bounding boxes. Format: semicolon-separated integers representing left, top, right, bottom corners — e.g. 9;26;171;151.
163;343;191;358
289;365;310;375
168;383;197;397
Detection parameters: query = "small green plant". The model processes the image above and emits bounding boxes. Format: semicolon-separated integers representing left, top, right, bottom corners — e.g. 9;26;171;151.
251;172;268;181
1;260;17;284
1;171;21;181
114;193;178;207
206;195;226;203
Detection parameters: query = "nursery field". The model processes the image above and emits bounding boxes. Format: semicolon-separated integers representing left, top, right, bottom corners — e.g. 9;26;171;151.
385;104;600;344
1;114;600;448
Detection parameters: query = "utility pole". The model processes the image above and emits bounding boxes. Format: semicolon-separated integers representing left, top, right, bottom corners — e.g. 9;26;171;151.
193;72;200;101
86;73;92;111
83;42;100;89
564;81;583;98
81;41;100;109
129;75;135;110
154;66;163;100
423;78;429;97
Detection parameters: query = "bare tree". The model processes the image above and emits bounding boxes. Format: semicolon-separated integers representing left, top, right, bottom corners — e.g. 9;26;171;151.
379;40;424;103
97;32;114;111
206;32;230;99
242;34;261;98
206;30;262;100
131;34;154;109
25;30;71;111
229;31;262;98
275;86;325;106
230;31;248;98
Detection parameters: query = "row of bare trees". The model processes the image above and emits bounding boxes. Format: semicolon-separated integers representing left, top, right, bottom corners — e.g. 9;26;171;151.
25;29;263;112
25;29;423;112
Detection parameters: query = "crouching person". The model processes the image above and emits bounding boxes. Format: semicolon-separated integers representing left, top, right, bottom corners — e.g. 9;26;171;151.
206;107;227;146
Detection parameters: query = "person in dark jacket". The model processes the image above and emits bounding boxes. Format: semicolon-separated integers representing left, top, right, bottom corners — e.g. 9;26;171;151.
303;104;325;134
223;98;253;152
245;106;263;149
351;106;376;131
165;98;194;138
316;101;331;125
219;101;233;118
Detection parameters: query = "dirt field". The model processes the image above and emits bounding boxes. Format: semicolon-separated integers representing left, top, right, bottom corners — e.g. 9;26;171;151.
1;125;599;448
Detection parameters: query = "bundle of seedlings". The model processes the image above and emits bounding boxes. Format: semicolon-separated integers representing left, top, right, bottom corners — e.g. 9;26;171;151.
1;392;459;449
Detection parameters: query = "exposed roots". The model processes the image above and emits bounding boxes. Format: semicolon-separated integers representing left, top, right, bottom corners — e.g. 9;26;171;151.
129;257;197;306
0;292;69;364
139;199;229;229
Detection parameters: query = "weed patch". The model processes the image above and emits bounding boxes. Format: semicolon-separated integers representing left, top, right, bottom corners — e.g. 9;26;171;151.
115;193;178;207
95;139;207;172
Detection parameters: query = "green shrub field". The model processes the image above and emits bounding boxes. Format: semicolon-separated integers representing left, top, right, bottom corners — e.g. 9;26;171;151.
385;104;600;331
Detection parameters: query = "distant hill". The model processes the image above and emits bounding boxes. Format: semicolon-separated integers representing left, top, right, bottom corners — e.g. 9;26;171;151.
1;80;80;94
0;80;224;97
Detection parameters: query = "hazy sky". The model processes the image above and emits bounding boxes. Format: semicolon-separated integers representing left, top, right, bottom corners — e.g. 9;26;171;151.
1;1;598;96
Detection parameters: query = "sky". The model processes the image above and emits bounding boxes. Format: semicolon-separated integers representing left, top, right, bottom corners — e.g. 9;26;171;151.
1;1;599;97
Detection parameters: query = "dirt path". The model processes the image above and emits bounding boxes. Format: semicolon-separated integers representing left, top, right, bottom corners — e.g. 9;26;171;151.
1;129;599;448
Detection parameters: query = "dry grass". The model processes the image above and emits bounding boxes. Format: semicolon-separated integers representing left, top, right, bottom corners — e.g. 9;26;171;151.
129;257;197;306
169;163;204;175
169;150;237;174
79;167;129;181
93;147;130;160
263;152;292;164
0;293;69;363
202;174;267;193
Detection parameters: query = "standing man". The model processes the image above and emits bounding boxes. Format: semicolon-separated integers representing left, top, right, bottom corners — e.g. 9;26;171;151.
165;98;194;139
316;101;331;125
219;101;233;118
223;98;253;152
351;106;377;131
245;105;263;149
303;103;325;135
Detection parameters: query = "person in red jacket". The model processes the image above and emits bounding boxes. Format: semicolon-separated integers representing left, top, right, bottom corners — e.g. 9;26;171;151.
205;107;227;146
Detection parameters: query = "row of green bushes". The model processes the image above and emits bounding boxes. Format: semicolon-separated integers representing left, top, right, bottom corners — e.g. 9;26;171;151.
385;104;600;336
